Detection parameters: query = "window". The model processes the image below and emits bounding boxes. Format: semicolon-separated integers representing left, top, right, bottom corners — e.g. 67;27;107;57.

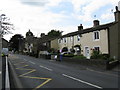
94;31;100;40
64;38;67;43
61;38;63;43
70;36;73;42
58;39;61;43
77;35;80;41
94;47;100;52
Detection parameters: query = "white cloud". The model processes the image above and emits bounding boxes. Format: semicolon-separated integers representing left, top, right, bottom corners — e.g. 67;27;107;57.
100;8;115;22
1;0;120;41
101;13;114;20
46;0;63;7
1;0;66;40
71;0;91;13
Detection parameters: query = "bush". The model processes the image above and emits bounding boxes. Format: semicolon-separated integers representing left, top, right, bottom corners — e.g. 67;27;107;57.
101;54;110;60
73;54;86;59
109;58;115;62
63;54;74;57
90;50;100;59
90;50;110;60
48;48;56;53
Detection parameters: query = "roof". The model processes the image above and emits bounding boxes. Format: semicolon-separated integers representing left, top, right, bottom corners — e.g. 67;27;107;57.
38;35;59;43
2;38;8;43
60;21;117;38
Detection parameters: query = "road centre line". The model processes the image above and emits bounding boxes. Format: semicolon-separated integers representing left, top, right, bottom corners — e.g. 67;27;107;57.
29;61;35;64
0;71;1;74
39;65;53;71
62;74;102;89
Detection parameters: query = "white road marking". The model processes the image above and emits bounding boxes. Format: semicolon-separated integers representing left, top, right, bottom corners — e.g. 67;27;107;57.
39;65;53;71
62;74;102;89
0;71;1;74
29;61;35;64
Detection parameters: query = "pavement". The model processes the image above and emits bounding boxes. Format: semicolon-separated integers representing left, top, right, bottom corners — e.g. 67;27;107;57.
0;56;2;89
8;54;119;89
112;63;120;72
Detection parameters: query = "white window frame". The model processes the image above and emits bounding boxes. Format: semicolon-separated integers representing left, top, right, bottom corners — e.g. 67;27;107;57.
64;38;67;43
93;31;100;41
58;39;61;43
70;36;73;42
93;46;100;52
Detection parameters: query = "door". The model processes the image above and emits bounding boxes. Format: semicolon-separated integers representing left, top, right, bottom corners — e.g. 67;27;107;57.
85;47;90;59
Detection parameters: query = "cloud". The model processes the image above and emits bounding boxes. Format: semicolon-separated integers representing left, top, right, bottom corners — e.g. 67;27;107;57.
1;0;120;41
100;9;114;22
1;0;66;40
20;0;49;6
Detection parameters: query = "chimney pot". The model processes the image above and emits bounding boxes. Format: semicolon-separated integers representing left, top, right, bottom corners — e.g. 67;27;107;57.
78;24;83;31
93;20;100;26
114;6;120;22
41;33;45;37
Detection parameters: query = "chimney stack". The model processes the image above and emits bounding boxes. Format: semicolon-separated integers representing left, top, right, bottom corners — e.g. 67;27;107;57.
114;6;120;22
93;20;100;27
78;24;83;31
41;33;45;37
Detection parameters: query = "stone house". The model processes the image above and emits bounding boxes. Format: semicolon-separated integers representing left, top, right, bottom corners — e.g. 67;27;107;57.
57;6;120;60
38;33;59;53
2;38;8;48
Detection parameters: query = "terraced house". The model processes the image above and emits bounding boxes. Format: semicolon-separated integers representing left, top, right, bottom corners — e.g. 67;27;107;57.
57;6;120;60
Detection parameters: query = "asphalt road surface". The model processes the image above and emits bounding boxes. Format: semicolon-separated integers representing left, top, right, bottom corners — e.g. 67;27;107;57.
8;54;119;89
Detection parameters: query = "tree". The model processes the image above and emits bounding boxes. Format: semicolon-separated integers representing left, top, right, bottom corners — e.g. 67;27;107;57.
47;29;62;37
0;14;14;35
9;34;24;52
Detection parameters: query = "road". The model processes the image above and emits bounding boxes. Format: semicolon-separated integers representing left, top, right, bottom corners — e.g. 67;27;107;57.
8;54;119;89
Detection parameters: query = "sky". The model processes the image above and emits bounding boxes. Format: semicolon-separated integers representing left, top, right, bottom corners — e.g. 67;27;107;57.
0;0;120;41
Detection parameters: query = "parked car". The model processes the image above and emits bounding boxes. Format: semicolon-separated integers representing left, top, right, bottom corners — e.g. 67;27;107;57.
1;48;9;57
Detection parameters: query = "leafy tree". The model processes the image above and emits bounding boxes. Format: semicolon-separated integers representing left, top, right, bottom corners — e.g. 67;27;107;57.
47;29;62;37
9;34;24;51
0;14;14;35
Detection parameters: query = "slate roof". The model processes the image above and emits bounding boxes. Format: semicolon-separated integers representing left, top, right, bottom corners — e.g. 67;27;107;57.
38;35;59;43
60;21;117;38
38;21;117;42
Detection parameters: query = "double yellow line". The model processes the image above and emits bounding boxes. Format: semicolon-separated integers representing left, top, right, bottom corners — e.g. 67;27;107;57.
14;62;52;90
